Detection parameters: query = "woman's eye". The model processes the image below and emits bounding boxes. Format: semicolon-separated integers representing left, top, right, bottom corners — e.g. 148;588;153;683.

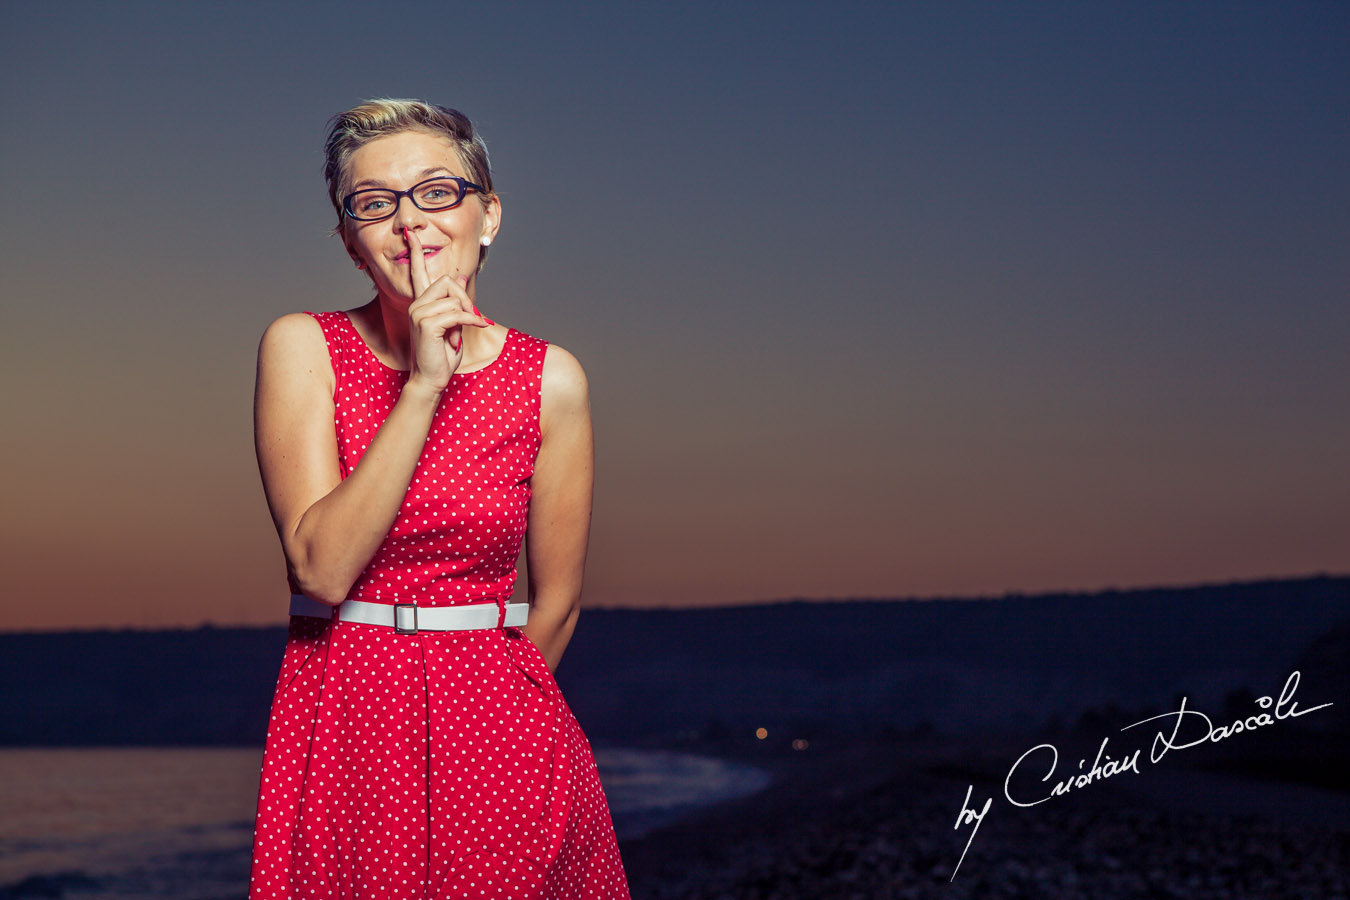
420;187;455;204
358;197;391;213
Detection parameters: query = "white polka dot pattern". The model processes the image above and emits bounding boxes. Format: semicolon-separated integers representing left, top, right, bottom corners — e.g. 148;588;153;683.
248;311;631;898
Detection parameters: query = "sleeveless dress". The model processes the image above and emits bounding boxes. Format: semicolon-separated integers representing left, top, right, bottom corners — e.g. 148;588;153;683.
248;310;631;900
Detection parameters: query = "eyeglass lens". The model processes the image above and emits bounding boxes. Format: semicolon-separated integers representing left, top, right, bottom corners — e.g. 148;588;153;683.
347;178;467;220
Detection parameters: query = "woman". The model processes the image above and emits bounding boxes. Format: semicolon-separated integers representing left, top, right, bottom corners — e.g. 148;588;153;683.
248;99;631;899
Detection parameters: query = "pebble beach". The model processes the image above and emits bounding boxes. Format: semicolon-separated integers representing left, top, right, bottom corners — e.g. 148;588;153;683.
618;735;1349;900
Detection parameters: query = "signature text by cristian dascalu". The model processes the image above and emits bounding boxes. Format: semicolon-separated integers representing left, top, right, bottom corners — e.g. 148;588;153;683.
949;670;1333;880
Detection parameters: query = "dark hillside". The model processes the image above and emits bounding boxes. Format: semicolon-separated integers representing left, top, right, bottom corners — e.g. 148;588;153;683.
1;576;1344;745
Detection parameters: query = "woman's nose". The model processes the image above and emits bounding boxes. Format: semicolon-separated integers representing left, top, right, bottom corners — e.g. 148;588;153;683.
390;195;429;231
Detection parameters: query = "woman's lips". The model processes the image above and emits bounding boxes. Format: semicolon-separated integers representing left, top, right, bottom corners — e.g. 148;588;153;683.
395;246;442;264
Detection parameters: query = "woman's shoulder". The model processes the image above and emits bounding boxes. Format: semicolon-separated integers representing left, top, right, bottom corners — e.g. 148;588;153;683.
259;311;326;352
499;324;587;422
259;307;359;345
501;323;548;354
537;339;589;417
499;325;575;377
503;323;582;387
256;311;337;388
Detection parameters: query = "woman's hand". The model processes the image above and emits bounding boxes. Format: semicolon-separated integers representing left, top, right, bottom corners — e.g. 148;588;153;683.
404;227;489;395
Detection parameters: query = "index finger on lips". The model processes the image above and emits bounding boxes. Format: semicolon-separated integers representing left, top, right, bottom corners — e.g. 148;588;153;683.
406;227;430;297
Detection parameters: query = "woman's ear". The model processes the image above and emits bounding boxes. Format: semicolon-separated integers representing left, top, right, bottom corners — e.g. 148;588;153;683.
480;193;502;246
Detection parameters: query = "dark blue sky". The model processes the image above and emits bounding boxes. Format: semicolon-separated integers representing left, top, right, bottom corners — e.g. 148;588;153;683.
2;1;1347;627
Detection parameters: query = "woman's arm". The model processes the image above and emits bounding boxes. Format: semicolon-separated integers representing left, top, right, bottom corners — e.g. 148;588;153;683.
522;344;595;672
256;233;489;605
253;313;444;606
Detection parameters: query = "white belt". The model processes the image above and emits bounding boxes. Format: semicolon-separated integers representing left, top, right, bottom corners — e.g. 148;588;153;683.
290;593;528;633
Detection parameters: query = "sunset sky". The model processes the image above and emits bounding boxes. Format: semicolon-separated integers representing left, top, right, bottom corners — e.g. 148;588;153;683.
3;2;1347;630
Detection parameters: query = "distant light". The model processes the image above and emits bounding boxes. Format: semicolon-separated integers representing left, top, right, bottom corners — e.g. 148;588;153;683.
792;738;809;750
755;727;768;740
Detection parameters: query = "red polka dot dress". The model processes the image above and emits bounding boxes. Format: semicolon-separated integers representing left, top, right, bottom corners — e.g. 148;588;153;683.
248;310;631;899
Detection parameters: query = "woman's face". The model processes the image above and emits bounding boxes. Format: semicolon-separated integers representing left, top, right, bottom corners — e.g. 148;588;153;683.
341;129;500;301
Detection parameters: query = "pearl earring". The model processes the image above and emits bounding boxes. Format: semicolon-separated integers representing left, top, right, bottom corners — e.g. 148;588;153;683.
480;236;492;247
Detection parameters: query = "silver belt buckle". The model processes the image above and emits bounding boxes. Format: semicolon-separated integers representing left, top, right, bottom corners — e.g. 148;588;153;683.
393;602;418;634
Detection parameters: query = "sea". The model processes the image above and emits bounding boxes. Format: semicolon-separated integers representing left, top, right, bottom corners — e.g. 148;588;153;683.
0;746;770;900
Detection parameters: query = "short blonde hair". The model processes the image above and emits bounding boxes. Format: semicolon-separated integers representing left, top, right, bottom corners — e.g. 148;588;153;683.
324;99;495;267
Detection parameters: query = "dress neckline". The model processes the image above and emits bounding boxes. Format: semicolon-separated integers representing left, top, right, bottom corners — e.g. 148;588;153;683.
338;310;513;379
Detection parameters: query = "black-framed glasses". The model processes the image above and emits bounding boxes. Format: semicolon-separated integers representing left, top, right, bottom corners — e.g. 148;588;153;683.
341;175;484;222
